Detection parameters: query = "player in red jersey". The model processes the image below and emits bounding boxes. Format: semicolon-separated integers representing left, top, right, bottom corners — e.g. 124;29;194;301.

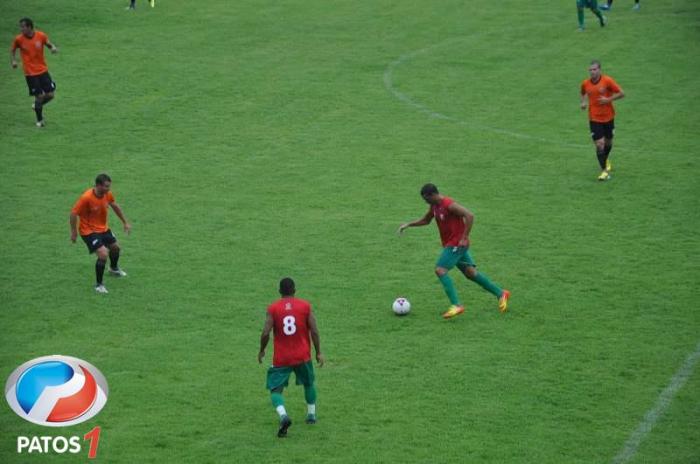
258;278;324;437
398;183;510;318
10;18;59;127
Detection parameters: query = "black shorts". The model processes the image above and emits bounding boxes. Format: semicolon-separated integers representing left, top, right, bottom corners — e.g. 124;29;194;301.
81;230;117;254
589;120;614;141
25;72;56;96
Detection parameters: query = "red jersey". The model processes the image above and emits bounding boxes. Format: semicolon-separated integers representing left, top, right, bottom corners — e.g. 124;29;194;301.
431;196;465;247
71;189;115;235
12;31;49;76
267;297;312;367
580;75;622;123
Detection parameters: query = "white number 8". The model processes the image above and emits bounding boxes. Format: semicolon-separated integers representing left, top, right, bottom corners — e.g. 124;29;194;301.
282;315;297;335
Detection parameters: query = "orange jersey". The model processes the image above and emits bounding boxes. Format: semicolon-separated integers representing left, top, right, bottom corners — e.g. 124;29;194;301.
581;75;622;123
71;189;115;236
11;31;49;76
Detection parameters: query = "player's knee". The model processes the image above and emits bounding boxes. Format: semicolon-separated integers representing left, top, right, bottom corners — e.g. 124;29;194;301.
110;243;120;253
96;248;109;260
464;266;477;279
435;267;447;277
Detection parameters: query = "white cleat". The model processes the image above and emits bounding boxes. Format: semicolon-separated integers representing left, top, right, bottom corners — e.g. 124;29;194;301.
632;3;640;10
36;120;45;128
95;284;109;294
109;268;127;277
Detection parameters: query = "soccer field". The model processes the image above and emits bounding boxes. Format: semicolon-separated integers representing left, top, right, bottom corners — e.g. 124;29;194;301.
1;0;699;462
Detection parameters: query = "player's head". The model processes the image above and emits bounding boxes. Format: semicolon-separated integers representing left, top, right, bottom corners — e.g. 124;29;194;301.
420;183;440;205
19;18;34;36
94;173;112;195
589;60;602;80
279;277;296;297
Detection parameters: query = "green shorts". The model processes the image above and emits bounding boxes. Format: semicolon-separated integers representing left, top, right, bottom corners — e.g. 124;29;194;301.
576;0;599;8
436;246;476;270
266;361;315;390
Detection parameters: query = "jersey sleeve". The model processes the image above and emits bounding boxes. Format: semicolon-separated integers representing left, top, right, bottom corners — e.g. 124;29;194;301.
607;76;621;93
580;81;587;95
442;197;454;208
107;191;115;203
39;32;48;45
71;195;87;215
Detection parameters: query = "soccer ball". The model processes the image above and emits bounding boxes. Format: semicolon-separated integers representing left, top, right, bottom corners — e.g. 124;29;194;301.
392;297;411;316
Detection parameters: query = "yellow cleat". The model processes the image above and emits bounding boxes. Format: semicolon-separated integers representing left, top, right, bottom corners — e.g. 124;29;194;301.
498;290;511;313
597;170;610;181
442;305;465;319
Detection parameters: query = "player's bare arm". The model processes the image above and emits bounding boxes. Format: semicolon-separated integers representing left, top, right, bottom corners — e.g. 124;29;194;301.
258;313;274;363
109;202;131;234
10;46;18;68
69;213;79;243
46;40;58;54
308;311;324;367
447;202;474;247
580;92;588;110
398;209;434;234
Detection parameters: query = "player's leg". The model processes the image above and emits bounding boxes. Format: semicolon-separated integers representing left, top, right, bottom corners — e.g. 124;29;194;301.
26;76;45;126
576;0;586;30
127;0;136;9
95;246;109;293
633;0;640;11
602;120;614;172
436;248;465;318
590;122;609;180
456;250;510;312
103;231;126;276
588;0;607;27
294;362;317;424
600;0;612;10
266;367;292;437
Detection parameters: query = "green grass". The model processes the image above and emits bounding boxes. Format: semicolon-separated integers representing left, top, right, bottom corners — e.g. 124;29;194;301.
1;1;699;462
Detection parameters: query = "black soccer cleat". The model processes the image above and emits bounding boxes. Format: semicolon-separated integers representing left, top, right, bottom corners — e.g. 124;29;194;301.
305;414;317;424
277;416;292;438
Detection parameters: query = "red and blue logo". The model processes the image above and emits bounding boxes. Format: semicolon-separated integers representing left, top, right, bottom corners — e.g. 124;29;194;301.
5;356;108;427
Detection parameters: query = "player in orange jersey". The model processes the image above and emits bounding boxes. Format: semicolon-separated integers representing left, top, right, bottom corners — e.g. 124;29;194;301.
10;18;59;127
70;174;132;294
580;60;625;181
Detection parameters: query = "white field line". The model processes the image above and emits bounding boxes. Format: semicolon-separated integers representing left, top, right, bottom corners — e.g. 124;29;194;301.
383;37;589;149
612;340;700;464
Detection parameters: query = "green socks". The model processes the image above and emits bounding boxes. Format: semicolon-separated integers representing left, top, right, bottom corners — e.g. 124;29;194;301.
471;272;502;298
577;8;584;28
438;273;460;306
304;385;317;404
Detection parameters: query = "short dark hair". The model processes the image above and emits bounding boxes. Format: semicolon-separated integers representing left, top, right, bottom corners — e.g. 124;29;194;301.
590;59;601;68
19;18;33;29
95;173;112;186
420;183;439;197
279;277;296;296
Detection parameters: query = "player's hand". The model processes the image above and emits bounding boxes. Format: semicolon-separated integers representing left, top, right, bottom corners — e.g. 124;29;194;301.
580;102;587;110
257;351;265;364
70;231;77;243
458;236;470;248
124;222;132;235
50;47;58;54
11;60;17;69
316;353;325;367
397;224;409;235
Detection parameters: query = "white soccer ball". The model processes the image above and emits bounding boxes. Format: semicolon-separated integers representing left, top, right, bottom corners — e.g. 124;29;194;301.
392;297;411;316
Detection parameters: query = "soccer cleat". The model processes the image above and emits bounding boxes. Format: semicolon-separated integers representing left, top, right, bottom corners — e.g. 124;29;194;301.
36;120;45;128
498;290;511;313
305;414;317;424
95;284;109;294
632;3;640;10
277;416;292;437
109;267;127;277
600;15;608;27
600;3;611;10
577;26;585;32
150;0;155;7
442;305;465;319
597;170;610;181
